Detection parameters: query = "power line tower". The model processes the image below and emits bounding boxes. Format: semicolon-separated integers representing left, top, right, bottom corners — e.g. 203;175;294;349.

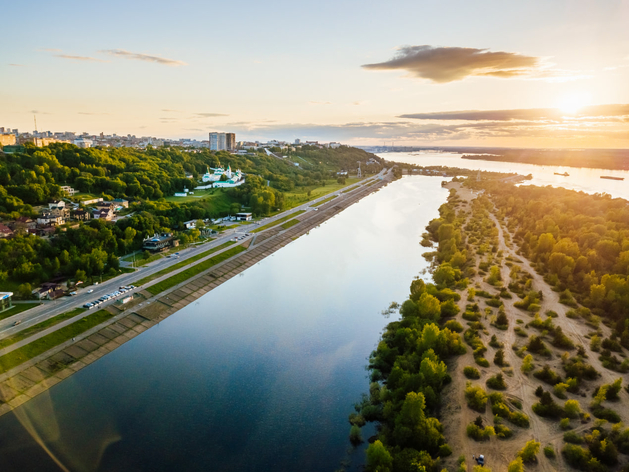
356;161;362;178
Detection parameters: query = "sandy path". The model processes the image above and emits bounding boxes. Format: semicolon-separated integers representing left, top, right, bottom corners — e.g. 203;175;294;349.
440;182;629;472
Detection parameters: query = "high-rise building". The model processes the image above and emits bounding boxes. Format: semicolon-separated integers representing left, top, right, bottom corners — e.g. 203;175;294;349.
209;132;229;151
225;133;236;151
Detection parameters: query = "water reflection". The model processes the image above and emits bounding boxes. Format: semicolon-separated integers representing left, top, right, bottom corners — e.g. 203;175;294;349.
383;152;629;199
0;176;447;472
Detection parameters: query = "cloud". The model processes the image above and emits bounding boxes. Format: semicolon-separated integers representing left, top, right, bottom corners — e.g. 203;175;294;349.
99;49;187;66
194;113;229;118
29;109;51;115
39;48;62;52
54;54;107;62
162;109;183;113
9;63;25;67
308;101;332;105
399;104;629;121
78;112;109;115
362;45;542;83
228;117;629;144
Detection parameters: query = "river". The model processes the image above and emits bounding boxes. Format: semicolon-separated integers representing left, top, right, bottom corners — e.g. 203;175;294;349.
0;176;448;472
381;151;629;199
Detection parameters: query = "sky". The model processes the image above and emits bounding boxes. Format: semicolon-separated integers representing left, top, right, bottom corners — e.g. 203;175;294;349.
2;0;629;148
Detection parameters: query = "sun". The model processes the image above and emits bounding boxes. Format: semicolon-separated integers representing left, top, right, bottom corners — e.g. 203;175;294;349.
557;92;591;115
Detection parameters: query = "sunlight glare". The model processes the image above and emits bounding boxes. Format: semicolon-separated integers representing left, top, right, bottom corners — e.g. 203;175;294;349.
557;92;592;115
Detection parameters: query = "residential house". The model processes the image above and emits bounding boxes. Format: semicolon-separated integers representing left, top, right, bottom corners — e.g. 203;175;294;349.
92;208;114;221
72;209;91;221
37;211;65;226
113;198;129;208
0;223;14;238
38;226;57;237
60;186;77;196
48;200;66;211
34;282;62;299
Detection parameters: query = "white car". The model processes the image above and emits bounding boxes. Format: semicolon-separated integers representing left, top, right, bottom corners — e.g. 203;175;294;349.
87;289;94;294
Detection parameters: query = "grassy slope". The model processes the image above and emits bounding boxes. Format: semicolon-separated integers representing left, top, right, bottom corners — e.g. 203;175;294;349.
0;309;111;374
146;245;247;295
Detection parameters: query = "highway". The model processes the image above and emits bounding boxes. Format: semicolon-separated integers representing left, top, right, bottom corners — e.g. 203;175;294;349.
0;171;387;340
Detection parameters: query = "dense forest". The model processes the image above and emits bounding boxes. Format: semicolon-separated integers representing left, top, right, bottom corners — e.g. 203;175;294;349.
0;143;382;295
0;143;382;217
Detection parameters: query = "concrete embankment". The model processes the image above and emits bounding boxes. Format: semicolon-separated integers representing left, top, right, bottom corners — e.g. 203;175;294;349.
0;176;391;417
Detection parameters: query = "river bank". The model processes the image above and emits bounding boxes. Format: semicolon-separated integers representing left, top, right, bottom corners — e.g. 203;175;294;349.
0;173;392;420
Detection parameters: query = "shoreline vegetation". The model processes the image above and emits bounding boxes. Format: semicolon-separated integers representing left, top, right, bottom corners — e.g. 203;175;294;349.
350;187;470;472
352;167;629;472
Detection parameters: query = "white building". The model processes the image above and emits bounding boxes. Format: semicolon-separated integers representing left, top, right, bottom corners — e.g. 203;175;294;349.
74;138;93;148
209;132;227;151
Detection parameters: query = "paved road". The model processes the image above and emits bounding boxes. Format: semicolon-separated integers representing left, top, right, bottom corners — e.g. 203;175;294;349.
0;171;387;340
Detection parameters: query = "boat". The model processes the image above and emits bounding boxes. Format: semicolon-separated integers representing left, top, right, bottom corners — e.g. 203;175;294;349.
554;172;569;176
600;176;624;181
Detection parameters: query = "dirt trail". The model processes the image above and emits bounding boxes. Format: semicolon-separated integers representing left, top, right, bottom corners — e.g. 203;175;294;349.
440;182;629;472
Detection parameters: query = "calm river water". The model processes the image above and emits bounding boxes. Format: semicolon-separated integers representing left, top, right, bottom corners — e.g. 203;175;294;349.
381;151;629;199
0;176;447;472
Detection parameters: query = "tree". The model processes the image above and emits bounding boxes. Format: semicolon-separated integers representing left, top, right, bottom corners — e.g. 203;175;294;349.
564;399;581;419
366;440;392;472
507;457;524;472
518;440;541;462
494;349;505;366
415;293;441;321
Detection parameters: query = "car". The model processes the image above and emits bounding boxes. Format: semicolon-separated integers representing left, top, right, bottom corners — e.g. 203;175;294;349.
87;289;94;294
83;303;93;308
13;320;22;326
129;285;135;289
69;291;77;296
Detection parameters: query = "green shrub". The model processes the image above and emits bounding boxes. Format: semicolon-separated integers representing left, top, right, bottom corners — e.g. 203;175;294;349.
444;320;464;333
486;373;507;390
466;422;495;441
563;431;584;444
560;418;572;430
465;382;488;412
562;444;591;469
439;443;453;457
518;440;540;463
533;365;562;385
348;412;366;427
349;425;363;444
464;366;481;379
543;445;555;458
475;356;490;367
495;423;513;439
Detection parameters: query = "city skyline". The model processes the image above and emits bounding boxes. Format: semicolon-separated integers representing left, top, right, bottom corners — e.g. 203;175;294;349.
2;0;629;148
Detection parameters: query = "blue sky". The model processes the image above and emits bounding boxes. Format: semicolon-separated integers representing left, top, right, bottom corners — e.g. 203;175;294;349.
2;0;629;147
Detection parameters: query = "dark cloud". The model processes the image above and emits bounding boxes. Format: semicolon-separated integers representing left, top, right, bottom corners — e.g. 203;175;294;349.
399;104;629;121
99;49;187;66
362;45;540;83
